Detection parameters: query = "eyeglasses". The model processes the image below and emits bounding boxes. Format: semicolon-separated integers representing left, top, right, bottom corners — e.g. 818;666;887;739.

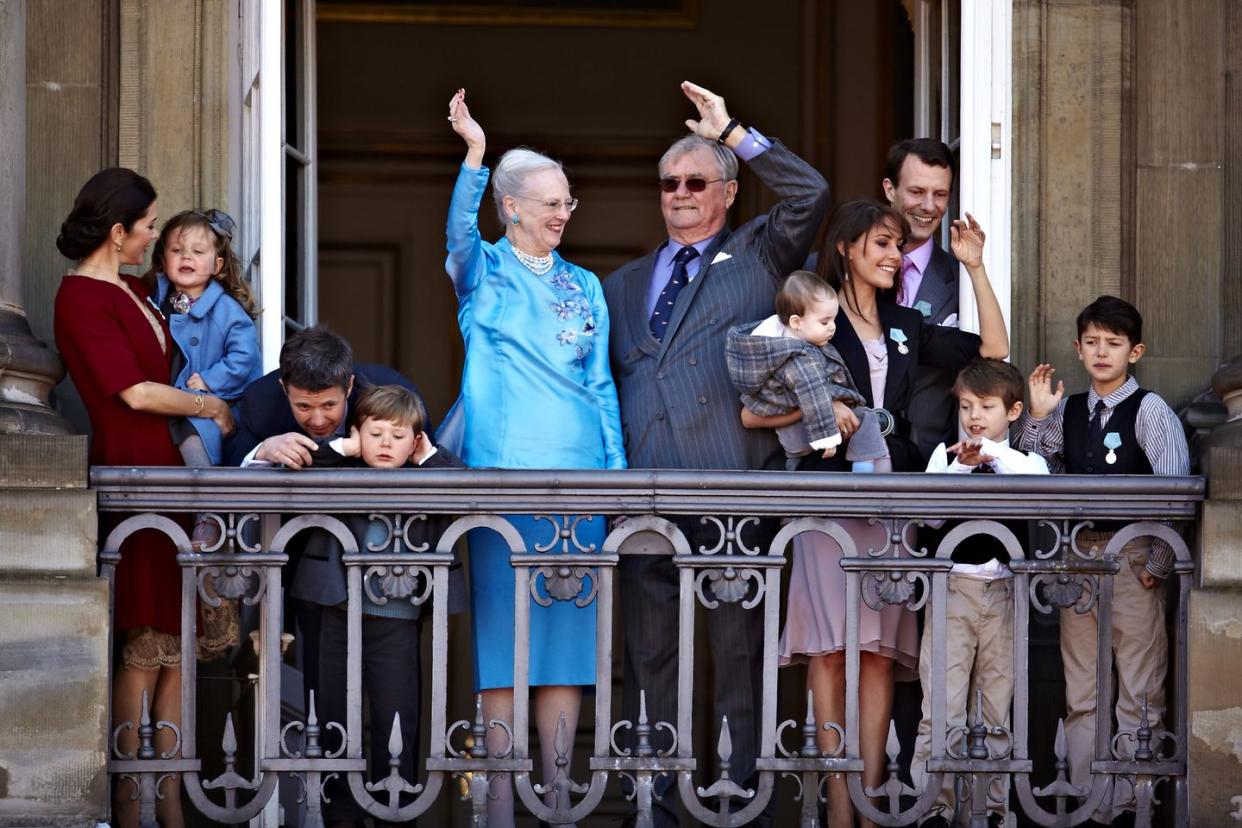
516;196;579;213
658;176;724;193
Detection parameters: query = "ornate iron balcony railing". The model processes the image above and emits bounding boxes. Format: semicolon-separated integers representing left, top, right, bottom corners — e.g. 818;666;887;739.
91;467;1203;827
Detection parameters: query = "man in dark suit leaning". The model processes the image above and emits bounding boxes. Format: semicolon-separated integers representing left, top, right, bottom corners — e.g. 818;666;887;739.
224;325;429;724
225;324;428;468
882;138;961;459
603;81;829;827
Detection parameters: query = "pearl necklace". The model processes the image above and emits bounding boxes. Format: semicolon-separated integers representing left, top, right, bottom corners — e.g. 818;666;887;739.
511;244;554;276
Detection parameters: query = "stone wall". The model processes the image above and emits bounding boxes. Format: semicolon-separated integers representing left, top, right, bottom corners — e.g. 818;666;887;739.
1013;0;1242;822
0;436;108;828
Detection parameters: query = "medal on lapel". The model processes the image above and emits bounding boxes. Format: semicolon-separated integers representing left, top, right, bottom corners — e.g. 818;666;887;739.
1103;432;1122;465
914;300;932;318
889;327;909;355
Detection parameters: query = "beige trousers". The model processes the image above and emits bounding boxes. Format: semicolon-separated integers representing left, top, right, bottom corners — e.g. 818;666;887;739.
912;575;1014;822
1060;534;1167;820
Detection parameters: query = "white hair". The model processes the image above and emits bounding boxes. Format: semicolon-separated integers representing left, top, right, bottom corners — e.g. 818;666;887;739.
492;147;564;225
658;135;738;182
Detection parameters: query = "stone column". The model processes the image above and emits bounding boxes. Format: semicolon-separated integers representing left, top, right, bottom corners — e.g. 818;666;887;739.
1188;359;1242;827
0;0;69;435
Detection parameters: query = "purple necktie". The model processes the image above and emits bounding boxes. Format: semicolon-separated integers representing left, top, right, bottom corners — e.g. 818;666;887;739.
898;256;918;306
649;246;700;342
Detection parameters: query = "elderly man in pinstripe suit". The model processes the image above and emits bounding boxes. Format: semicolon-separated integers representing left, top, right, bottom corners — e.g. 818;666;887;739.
603;81;829;827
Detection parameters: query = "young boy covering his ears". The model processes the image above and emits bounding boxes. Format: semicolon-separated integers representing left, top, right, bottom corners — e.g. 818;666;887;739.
290;384;466;824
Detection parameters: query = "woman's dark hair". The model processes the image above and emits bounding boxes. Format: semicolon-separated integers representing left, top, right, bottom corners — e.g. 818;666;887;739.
815;200;910;314
56;168;157;261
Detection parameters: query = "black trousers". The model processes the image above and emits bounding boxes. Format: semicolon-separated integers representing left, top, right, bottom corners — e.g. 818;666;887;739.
619;516;774;828
318;607;423;823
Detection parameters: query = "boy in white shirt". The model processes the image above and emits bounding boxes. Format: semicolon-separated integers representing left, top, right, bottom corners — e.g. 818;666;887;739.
913;358;1048;828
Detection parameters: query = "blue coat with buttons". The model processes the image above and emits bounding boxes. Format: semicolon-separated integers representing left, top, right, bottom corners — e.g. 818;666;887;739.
156;274;262;465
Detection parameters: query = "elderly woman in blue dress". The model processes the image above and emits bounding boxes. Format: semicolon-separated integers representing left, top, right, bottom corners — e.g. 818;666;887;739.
443;88;626;827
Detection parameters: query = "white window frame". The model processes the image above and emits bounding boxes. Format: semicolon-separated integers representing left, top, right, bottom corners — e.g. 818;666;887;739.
235;0;316;374
957;0;1012;337
911;0;1011;340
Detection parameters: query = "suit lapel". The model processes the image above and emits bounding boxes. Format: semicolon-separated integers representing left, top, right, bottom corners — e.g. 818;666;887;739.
913;246;958;323
622;252;662;358
833;306;874;407
657;230;730;360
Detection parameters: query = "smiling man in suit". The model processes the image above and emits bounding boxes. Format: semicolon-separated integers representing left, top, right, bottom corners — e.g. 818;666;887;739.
882;137;962;459
604;81;829;827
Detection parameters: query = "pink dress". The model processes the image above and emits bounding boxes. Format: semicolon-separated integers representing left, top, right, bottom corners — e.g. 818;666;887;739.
778;337;919;679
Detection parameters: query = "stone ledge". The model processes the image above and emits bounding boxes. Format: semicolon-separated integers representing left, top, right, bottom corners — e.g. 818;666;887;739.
1198;500;1242;588
1204;444;1242;499
0;434;87;489
1188;589;1242;827
0;490;97;576
0;579;109;825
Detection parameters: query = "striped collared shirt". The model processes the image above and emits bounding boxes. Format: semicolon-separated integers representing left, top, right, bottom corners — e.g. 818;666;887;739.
1015;375;1190;578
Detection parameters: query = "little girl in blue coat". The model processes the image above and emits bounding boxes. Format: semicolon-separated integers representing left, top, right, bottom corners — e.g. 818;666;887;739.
145;209;262;546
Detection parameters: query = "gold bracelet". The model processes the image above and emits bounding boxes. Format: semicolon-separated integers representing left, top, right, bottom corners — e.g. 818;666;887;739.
194;394;205;416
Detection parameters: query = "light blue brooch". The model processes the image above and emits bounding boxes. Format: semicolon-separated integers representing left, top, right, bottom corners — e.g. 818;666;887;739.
888;327;909;355
914;300;932;318
1103;431;1122;465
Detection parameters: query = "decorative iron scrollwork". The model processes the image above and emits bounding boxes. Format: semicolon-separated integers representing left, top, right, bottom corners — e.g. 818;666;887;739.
863;569;928;611
364;563;434;606
695;565;764;608
1031;572;1098;614
531;563;597;607
366;512;430;553
533;513;599;553
698;515;761;556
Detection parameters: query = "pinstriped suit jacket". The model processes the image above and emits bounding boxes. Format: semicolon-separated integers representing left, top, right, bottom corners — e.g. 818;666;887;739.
603;141;830;471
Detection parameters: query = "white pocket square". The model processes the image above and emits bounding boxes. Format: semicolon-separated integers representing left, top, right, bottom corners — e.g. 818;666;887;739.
938;312;959;328
711;251;732;264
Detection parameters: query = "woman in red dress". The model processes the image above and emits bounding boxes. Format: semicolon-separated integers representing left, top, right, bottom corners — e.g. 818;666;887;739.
53;168;235;828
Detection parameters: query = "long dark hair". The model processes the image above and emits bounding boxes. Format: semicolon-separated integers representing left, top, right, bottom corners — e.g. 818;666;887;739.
145;210;260;319
56;168;157;261
814;199;910;315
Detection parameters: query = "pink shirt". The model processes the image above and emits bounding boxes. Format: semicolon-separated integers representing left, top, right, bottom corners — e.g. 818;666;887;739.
897;237;935;307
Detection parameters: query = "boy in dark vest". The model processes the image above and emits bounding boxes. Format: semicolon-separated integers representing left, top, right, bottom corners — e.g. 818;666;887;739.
1018;295;1189;824
912;358;1048;828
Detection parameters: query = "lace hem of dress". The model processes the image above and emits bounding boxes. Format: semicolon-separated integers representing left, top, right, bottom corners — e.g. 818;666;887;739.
122;627;182;669
197;599;240;662
120;598;241;669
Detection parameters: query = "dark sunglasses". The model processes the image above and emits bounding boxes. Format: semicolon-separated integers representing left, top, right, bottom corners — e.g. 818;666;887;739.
658;176;723;193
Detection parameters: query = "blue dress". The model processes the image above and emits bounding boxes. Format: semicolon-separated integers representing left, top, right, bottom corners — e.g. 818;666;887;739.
441;163;626;690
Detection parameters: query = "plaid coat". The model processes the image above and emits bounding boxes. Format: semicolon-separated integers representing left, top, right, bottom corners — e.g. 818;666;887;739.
726;318;867;447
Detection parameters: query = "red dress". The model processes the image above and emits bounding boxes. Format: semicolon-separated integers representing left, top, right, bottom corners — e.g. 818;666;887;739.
54;274;186;636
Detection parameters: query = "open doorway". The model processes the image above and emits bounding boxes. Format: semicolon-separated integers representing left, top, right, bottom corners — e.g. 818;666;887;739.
314;1;918;422
307;5;918;824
